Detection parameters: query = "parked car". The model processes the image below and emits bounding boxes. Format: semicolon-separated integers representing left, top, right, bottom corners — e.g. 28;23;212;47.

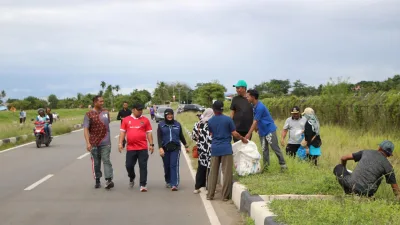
181;104;205;113
155;107;171;123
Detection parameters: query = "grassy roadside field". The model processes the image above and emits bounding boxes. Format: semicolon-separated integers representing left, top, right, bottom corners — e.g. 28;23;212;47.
0;109;120;140
176;111;400;224
0;109;118;151
269;198;400;225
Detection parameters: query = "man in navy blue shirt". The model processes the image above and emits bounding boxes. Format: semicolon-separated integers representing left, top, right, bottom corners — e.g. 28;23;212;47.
245;89;287;171
207;100;248;201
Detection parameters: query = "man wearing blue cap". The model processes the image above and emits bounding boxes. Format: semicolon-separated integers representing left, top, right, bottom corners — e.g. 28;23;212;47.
334;140;399;199
230;80;254;142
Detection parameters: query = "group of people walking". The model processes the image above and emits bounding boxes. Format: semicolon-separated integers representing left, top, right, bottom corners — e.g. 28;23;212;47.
83;80;399;201
83;95;189;192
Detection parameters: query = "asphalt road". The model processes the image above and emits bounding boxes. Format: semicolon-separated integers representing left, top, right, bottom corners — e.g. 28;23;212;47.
0;118;216;225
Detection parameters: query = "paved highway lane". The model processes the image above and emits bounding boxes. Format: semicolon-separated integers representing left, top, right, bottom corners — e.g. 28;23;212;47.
0;119;214;225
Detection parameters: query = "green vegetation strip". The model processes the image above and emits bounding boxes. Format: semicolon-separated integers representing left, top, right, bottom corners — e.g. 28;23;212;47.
176;111;399;200
269;198;400;225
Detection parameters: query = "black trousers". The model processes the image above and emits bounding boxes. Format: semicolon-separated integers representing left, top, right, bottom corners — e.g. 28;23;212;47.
195;162;210;190
126;150;149;187
286;144;300;157
233;131;252;142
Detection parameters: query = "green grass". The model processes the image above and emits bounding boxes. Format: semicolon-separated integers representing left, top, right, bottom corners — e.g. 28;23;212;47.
0;110;118;151
245;216;255;225
0;108;89;124
269;198;400;225
176;112;400;199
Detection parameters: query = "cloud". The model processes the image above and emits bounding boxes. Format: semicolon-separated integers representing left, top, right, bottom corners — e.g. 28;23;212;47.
0;0;399;98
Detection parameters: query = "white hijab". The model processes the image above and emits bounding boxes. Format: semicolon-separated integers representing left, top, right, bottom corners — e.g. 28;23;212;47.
200;108;214;123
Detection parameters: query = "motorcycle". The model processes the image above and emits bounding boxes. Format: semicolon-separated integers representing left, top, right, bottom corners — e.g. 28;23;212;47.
34;121;51;148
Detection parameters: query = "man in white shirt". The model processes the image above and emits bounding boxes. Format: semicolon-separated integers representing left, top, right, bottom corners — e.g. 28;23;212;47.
280;106;307;157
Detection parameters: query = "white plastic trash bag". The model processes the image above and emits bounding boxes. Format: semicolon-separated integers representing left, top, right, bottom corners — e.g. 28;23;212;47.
232;140;261;176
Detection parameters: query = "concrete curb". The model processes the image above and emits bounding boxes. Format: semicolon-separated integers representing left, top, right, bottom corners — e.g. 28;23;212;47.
0;123;84;147
181;124;281;225
232;182;282;225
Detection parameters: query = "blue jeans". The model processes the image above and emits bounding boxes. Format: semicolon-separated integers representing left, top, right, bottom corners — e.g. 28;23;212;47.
91;145;113;180
162;149;181;187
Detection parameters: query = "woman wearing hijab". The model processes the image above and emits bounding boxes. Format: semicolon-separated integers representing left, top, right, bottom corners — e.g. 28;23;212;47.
157;108;189;191
191;108;214;194
301;107;322;166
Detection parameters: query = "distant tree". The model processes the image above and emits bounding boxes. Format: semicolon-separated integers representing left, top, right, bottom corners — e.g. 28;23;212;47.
114;85;120;96
291;80;318;96
254;79;291;97
100;81;106;91
322;77;352;96
48;94;59;109
0;90;6;104
193;82;226;107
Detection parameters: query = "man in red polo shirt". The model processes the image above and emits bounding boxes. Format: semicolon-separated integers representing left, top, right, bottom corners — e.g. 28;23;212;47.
119;103;154;192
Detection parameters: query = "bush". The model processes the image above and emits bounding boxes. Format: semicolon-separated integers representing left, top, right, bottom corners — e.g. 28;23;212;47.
262;90;400;134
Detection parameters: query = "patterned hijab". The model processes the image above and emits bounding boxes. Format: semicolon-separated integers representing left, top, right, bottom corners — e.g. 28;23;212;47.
200;108;214;123
303;107;320;135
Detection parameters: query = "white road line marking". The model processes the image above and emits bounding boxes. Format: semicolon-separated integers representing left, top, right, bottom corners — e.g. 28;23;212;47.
0;141;35;154
77;152;90;159
181;143;221;225
0;128;85;154
24;174;54;191
71;128;84;133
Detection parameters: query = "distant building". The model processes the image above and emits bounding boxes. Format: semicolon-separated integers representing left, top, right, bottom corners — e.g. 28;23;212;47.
0;105;8;111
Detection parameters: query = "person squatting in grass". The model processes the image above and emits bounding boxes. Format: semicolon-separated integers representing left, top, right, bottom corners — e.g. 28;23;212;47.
157;108;189;191
192;108;214;194
280;106;307;157
207;100;248;201
119;103;154;192
83;96;114;189
334;140;400;200
245;89;288;171
301;107;322;166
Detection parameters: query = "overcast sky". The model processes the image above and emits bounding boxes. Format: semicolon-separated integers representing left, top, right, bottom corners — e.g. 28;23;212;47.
1;0;399;99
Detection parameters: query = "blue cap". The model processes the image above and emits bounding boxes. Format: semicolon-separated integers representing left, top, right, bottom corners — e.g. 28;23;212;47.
379;140;394;156
233;80;247;88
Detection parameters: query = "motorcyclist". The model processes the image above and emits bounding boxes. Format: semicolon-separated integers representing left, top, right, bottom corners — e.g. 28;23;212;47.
36;108;51;137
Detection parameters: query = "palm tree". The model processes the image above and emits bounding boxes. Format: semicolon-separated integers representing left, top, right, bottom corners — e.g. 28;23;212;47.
114;85;120;96
100;81;106;92
1;90;6;98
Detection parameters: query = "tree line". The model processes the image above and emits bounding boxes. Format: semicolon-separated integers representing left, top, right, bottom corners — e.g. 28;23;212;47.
2;74;400;110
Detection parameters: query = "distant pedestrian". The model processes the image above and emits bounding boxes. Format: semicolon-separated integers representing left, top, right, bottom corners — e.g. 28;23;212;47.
207;101;248;201
83;95;114;189
334;140;399;199
119;103;154;192
117;101;132;148
192;108;214;194
230;80;254;142
158;108;189;191
150;106;155;121
19;109;26;124
301;107;322;166
246;89;287;171
280;106;307;157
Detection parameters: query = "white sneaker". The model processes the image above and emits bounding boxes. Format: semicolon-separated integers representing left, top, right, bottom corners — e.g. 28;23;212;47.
193;189;201;194
140;186;147;192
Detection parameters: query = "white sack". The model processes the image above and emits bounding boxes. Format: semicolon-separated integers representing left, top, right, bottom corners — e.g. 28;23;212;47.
232;141;261;176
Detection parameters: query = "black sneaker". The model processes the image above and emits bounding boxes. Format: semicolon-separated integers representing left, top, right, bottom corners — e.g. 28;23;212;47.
95;179;101;189
105;180;114;190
